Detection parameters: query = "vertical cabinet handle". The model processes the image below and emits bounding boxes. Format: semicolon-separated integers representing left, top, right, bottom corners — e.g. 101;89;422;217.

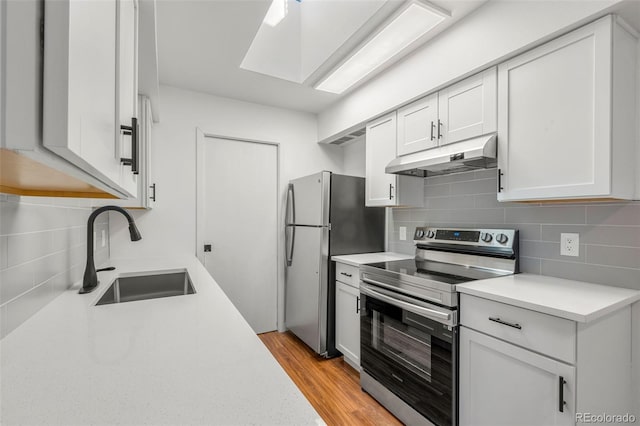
356;296;360;314
120;117;139;174
437;119;443;139
498;169;504;192
558;376;566;412
389;183;394;200
149;183;156;202
430;121;435;141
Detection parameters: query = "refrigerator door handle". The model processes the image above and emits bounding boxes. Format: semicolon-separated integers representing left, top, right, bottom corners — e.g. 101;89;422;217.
286;184;295;266
286;183;295;225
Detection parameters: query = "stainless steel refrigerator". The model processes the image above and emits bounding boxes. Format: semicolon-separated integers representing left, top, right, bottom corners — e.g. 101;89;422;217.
285;171;385;357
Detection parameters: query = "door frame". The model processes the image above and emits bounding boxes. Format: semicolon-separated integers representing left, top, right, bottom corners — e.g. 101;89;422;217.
195;128;282;331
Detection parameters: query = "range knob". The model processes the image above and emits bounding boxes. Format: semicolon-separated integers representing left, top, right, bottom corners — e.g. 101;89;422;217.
496;233;509;244
415;229;425;239
426;230;436;239
481;233;493;243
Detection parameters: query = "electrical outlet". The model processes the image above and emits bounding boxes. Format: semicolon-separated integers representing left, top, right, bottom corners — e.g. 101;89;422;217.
101;229;106;248
399;226;407;241
93;231;97;251
561;233;579;257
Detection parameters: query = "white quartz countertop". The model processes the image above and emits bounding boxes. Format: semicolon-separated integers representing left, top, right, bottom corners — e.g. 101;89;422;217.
331;252;414;266
457;273;640;323
0;257;323;425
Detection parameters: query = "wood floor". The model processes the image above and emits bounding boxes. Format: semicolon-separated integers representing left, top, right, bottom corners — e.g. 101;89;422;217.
259;331;403;426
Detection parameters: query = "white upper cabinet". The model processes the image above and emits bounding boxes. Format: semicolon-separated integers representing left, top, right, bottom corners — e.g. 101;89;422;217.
497;16;637;202
41;0;139;198
117;0;139;197
366;113;398;206
396;68;497;156
397;93;438;156
365;112;424;207
439;67;497;146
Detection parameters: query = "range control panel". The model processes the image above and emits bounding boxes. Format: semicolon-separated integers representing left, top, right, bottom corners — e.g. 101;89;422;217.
414;227;517;248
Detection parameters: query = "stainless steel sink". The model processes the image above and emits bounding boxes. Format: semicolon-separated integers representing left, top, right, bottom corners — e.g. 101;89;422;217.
96;271;195;305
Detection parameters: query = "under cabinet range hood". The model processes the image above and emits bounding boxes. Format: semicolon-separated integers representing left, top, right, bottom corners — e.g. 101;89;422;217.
385;133;497;177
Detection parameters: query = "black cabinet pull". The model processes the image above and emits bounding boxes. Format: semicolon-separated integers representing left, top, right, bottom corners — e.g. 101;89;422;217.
120;117;138;174
356;296;360;314
558;376;566;412
340;272;352;278
389;183;394;200
430;121;435;141
488;316;522;330
437;119;443;139
149;183;156;202
498;169;504;192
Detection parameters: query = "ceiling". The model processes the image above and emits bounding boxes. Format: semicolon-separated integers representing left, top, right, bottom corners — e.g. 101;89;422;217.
156;0;487;113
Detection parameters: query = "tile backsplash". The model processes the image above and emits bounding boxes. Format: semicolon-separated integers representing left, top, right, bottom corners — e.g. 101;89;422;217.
0;195;109;338
388;169;640;290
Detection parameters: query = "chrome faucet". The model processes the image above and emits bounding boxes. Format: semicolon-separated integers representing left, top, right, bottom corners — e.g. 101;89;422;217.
80;206;142;294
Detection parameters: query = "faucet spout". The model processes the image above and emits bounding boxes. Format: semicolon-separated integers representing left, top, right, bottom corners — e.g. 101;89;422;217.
80;206;142;294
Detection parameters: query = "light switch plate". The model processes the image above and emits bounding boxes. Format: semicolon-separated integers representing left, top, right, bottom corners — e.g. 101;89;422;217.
399;226;407;241
101;230;106;248
561;233;579;257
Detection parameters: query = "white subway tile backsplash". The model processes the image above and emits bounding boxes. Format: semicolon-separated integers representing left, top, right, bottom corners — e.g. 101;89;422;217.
0;236;7;269
7;231;54;268
389;174;640;289
586;245;640;269
0;262;35;304
541;224;640;247
0;197;109;339
541;260;640;290
586;204;640;226
505;205;586;224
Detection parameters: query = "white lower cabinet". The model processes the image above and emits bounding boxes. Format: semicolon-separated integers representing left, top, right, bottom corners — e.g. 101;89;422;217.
335;262;361;369
460;293;634;426
460;327;575;426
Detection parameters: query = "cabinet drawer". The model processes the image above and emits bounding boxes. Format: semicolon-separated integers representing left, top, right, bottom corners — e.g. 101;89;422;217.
460;294;575;364
335;262;359;287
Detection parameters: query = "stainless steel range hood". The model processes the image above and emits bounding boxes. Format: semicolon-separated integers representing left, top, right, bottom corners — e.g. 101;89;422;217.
385;134;497;177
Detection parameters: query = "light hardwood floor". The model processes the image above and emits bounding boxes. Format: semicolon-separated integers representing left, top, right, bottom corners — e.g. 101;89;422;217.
259;331;403;426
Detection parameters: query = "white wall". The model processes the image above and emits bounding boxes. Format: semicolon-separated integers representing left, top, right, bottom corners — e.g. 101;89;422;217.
109;85;344;330
342;138;365;178
317;0;624;141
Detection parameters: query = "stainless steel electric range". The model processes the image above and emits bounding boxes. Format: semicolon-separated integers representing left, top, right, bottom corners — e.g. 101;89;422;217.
359;227;519;426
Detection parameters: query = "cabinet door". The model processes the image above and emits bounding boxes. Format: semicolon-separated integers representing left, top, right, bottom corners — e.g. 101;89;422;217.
396;93;438;156
43;0;125;194
438;67;496;146
460;327;575;426
335;280;360;368
365;112;398;207
117;0;139;196
497;18;612;201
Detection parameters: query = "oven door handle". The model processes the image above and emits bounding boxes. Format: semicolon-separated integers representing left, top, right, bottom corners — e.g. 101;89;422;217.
360;282;453;325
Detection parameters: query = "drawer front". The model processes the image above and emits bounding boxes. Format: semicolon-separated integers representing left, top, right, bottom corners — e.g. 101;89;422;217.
335;262;359;287
460;294;576;364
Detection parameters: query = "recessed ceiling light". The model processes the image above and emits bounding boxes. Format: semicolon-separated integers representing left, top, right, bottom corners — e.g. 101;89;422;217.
315;0;449;94
263;0;288;27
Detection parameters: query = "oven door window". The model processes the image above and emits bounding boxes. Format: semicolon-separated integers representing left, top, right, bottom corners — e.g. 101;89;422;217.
361;293;456;426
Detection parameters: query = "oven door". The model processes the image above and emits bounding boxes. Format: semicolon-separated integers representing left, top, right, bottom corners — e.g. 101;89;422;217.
360;282;458;426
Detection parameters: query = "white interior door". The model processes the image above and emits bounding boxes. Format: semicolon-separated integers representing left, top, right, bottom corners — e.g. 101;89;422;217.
197;134;278;334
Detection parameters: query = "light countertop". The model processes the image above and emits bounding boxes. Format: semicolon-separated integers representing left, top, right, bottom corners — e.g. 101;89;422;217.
457;273;640;323
0;257;323;425
331;252;414;266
